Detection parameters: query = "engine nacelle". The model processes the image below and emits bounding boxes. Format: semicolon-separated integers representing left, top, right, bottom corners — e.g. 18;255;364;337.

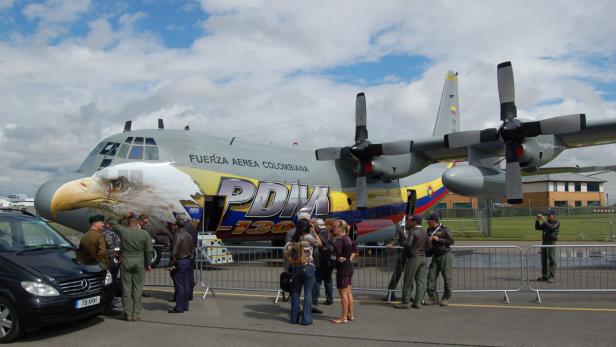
519;135;564;170
370;153;427;180
442;165;505;197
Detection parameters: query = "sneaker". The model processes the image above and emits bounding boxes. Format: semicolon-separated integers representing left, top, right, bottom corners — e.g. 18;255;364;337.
324;300;334;305
411;303;421;309
423;297;437;305
537;277;547;282
546;277;554;283
394;303;410;309
439;299;449;306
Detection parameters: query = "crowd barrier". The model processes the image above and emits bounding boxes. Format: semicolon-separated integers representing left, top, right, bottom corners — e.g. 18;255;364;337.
143;244;616;304
526;244;616;303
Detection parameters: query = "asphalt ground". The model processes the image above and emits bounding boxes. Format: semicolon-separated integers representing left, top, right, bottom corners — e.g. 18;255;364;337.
13;288;616;347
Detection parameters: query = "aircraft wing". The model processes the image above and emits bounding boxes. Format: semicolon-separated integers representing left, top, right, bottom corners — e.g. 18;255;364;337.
558;118;616;147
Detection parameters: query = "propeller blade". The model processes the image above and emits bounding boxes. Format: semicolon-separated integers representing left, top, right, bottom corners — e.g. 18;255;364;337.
538;113;586;135
315;147;343;161
355;92;368;143
504;143;523;203
445;128;499;148
497;62;517;121
369;140;413;156
356;175;368;210
505;161;523;203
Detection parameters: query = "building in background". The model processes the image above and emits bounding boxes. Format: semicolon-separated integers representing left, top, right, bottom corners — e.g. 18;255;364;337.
522;173;605;208
583;171;616;206
440;172;606;209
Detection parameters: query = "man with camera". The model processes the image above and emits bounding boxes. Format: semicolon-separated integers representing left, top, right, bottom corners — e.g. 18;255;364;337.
535;210;560;283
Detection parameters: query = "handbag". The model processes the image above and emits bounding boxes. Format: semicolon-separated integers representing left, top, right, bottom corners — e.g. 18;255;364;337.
279;270;293;302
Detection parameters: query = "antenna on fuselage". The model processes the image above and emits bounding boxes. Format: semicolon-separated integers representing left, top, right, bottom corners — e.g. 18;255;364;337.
123;121;132;132
229;137;236;145
158;119;164;129
185;125;190;131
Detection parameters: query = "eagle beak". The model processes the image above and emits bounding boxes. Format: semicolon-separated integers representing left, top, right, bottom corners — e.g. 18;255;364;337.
51;177;107;216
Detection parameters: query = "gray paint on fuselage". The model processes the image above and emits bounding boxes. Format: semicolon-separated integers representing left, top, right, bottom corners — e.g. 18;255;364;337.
81;129;448;194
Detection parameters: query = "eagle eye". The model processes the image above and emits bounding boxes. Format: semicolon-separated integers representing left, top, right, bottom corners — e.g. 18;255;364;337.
110;177;128;192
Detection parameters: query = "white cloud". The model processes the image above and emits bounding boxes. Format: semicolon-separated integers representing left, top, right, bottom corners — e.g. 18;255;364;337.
1;1;616;196
0;0;14;10
23;0;91;23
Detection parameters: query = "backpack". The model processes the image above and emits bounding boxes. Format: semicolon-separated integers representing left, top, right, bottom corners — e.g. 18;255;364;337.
286;241;308;266
279;271;293;302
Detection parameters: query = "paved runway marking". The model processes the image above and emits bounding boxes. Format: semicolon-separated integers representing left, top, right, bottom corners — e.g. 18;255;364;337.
145;287;616;313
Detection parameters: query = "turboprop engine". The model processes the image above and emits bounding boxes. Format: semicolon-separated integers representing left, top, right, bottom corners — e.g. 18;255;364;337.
442;165;505;197
442;136;563;197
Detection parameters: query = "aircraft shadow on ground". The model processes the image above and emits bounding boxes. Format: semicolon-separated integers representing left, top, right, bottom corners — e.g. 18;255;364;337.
19;316;104;342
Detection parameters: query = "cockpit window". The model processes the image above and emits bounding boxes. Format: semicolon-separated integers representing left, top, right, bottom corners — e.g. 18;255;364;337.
100;142;120;156
100;159;112;168
144;146;159;160
117;143;130;159
145;137;157;145
125;137;134;144
129;146;144;160
133;137;144;145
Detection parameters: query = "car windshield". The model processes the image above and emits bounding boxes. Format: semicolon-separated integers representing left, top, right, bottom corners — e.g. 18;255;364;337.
0;216;73;253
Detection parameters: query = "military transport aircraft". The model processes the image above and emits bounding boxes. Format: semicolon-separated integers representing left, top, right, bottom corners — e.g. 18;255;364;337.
34;62;616;245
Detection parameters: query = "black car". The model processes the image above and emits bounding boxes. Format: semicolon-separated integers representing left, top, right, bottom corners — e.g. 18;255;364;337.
0;209;112;343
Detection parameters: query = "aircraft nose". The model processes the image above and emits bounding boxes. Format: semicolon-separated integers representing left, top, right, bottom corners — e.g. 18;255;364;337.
35;173;88;220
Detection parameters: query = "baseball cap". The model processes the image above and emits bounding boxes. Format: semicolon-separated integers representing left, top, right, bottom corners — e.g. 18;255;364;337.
314;219;326;229
408;215;423;224
88;214;105;224
297;207;311;221
427;213;440;221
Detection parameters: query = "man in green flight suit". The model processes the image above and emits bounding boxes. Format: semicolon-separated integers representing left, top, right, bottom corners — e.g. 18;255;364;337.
109;213;153;321
395;215;431;309
425;213;455;306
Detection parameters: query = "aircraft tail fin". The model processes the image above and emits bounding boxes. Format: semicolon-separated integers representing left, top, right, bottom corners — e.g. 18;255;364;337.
432;71;460;136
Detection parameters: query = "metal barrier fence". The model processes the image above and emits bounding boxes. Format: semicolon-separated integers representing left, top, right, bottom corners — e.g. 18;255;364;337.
144;244;616;304
526;244;616;303
358;246;524;304
195;245;525;303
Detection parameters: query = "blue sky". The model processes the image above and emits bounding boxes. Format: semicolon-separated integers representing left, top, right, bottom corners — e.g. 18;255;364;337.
1;1;616;196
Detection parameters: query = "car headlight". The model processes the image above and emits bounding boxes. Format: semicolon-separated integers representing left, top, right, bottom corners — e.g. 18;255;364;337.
104;271;113;286
21;281;60;296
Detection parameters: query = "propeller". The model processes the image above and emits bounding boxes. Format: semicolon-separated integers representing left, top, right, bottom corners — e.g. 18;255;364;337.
315;93;414;210
444;61;586;204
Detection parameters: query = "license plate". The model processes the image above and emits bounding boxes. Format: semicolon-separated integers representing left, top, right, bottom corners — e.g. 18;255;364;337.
75;296;100;309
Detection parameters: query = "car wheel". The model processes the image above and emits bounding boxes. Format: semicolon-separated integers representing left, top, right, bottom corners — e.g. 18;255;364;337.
0;297;21;343
151;247;161;268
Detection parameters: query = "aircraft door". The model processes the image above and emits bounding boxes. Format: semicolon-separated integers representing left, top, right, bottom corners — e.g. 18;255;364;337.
202;195;226;233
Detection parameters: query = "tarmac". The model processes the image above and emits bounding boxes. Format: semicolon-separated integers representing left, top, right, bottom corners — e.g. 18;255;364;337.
13;287;616;347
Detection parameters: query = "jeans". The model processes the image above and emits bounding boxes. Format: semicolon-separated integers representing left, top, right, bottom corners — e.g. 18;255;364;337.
290;265;316;325
313;266;334;303
173;258;192;312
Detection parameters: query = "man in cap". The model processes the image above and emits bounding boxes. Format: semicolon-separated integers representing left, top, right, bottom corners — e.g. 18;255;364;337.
382;216;410;301
425;213;454;306
109;213;153;321
535;209;559;283
77;215;109;270
312;218;334;305
395;215;431;309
